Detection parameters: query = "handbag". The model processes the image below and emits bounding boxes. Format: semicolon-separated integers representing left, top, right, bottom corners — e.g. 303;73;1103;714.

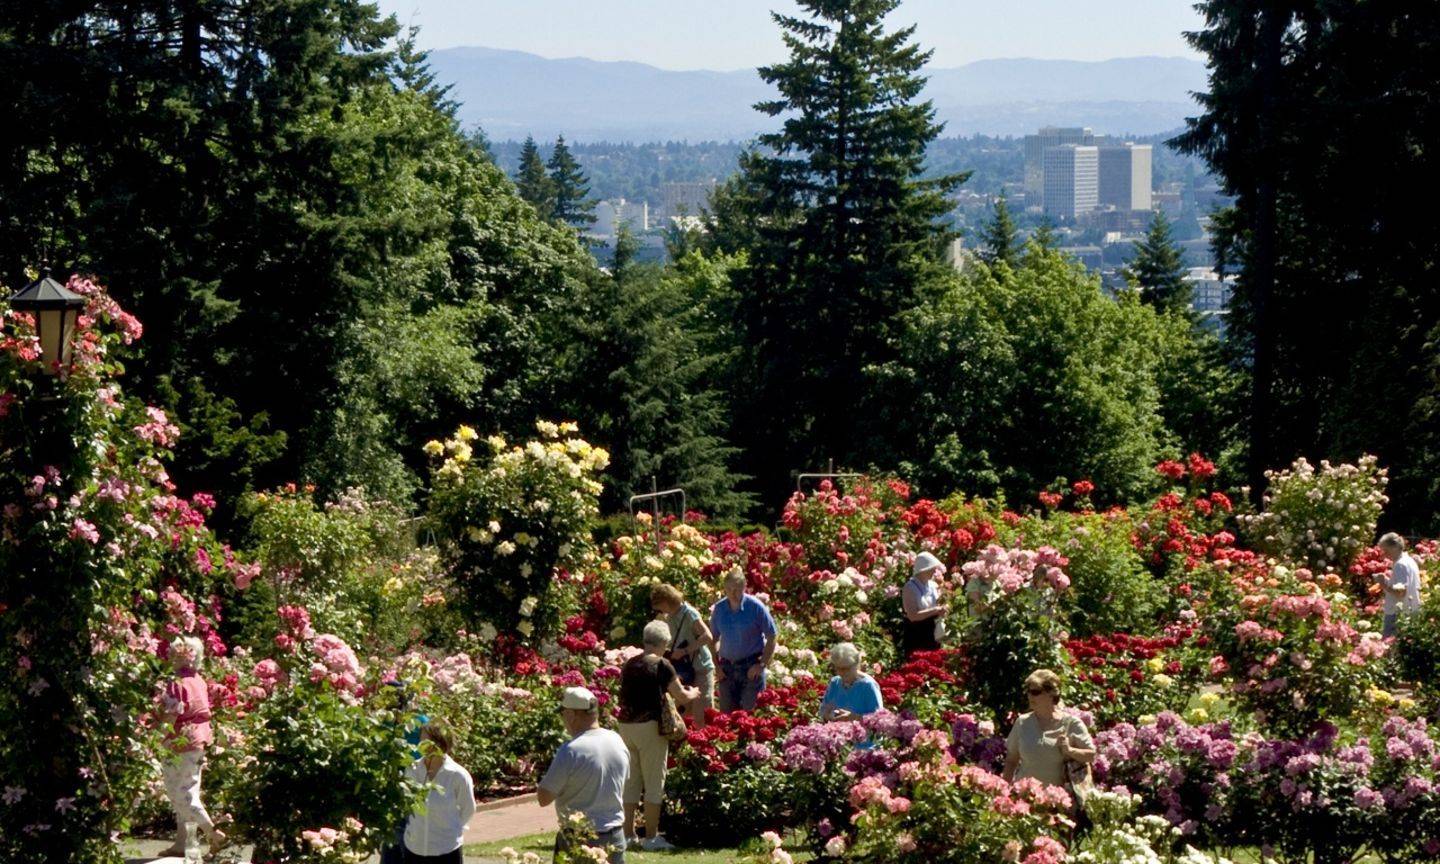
1065;757;1096;806
667;642;697;687
658;692;688;743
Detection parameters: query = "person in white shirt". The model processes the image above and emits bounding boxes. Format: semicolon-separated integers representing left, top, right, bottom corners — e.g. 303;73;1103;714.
1379;532;1423;637
404;722;476;864
538;687;630;864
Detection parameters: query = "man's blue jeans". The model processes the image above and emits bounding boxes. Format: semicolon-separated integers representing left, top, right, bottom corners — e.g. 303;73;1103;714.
717;655;765;712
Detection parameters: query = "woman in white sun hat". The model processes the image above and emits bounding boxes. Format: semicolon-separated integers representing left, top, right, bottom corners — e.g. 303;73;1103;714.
900;552;949;658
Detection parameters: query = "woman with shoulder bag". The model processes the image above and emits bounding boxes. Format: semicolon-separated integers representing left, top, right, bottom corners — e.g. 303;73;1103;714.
1002;669;1096;819
618;619;700;851
652;583;716;729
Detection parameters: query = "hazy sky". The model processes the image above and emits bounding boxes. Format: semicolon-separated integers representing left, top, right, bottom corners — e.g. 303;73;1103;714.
375;0;1205;71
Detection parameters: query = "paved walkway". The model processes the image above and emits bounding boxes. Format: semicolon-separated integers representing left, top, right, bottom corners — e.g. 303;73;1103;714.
123;795;557;864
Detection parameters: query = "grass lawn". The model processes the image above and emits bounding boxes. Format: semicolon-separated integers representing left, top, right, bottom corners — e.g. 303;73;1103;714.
464;832;814;863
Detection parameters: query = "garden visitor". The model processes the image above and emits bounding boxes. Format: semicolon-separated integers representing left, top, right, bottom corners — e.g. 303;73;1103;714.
1002;669;1095;790
158;636;225;857
818;642;884;722
538;687;631;864
1379;532;1423;637
651;582;716;728
709;567;779;712
382;680;431;864
901;552;949;658
403;722;476;864
617;620;701;850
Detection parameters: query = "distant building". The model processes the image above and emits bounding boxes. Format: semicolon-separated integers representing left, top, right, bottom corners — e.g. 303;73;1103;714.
593;198;649;237
661;180;717;219
1024;126;1095;204
1043;145;1099;220
1185;266;1234;334
1097;144;1153;212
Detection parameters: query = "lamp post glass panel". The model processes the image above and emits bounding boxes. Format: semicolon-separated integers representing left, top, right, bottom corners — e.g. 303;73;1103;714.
8;275;85;372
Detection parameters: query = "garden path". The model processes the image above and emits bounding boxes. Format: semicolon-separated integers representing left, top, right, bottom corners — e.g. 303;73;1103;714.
122;795;557;864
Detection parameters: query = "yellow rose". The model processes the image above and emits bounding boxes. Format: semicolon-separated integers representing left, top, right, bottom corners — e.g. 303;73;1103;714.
456;425;478;442
422;440;444;456
1146;657;1165;673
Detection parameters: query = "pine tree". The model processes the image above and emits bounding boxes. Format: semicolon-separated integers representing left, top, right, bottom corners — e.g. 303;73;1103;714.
514;136;556;216
980;193;1019;268
1126;211;1192;312
547;135;595;226
1029;220;1058;252
723;0;967;500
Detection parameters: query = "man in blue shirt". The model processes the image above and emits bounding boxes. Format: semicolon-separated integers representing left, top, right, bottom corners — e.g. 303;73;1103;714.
709;568;778;712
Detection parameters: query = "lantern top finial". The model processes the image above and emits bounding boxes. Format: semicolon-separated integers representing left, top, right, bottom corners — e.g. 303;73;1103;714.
8;275;85;310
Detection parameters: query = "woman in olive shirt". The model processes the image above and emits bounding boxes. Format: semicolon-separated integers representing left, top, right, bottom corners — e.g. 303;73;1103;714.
1002;669;1095;788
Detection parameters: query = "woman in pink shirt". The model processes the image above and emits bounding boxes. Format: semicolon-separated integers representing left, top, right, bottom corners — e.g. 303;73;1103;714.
159;636;225;855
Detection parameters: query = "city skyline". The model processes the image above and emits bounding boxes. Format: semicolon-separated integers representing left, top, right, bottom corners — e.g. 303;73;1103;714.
375;0;1205;72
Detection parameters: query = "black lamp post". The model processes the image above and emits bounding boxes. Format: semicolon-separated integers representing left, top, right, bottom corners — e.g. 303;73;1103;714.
7;274;85;373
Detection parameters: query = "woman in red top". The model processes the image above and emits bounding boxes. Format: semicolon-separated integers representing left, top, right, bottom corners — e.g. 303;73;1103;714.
159;636;225;856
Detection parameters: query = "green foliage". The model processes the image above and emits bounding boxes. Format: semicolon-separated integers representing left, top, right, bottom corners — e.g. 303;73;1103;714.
548;135;596;227
515;136;557;216
1018;510;1162;637
1395;584;1440;704
1177;2;1440;532
979;194;1019;269
1125;211;1192;312
878;247;1181;503
565;238;751;517
723;0;968;501
664;763;792;848
228;685;418;861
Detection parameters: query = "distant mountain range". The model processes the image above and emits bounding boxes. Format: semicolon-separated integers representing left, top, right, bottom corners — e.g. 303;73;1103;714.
426;47;1209;142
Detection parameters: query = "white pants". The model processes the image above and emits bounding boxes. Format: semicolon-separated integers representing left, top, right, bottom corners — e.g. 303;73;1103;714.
162;749;214;835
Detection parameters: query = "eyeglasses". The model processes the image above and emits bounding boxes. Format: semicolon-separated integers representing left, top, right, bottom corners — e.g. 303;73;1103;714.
1027;687;1050;696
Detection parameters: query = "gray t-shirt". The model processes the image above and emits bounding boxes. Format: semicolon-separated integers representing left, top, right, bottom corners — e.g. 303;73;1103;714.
668;602;714;672
538;728;629;832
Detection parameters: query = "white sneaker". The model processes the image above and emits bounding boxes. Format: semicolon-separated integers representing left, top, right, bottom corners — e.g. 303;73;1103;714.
644;835;676;851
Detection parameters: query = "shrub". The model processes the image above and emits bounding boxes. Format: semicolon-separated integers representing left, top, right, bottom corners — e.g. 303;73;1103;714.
1239;455;1388;572
426;421;606;641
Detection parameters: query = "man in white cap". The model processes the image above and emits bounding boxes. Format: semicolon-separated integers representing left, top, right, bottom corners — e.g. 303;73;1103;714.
538;687;630;862
901;552;949;658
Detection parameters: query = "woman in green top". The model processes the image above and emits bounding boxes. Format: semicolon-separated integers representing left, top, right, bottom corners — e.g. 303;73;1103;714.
651;583;716;729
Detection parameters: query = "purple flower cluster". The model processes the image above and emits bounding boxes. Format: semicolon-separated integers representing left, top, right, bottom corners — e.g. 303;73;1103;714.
781;721;867;774
949;713;1007;774
860;710;923;745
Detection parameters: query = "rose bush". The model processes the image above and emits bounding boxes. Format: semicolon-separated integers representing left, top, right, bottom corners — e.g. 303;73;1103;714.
1239;455;1388;572
426;421;606;641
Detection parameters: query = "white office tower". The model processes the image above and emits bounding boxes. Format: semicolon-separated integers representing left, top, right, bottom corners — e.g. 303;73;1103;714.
1023;126;1095;203
1098;144;1153;211
1043;145;1099;219
594;198;649;237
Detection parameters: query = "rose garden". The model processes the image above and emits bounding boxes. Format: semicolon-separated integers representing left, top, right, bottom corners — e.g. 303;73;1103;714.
3;279;1439;864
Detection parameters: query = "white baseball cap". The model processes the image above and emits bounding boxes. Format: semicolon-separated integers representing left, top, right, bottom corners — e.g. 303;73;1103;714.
913;552;945;577
561;686;598;711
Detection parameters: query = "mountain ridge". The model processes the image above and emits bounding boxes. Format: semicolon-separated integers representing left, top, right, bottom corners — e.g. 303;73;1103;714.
426;47;1208;142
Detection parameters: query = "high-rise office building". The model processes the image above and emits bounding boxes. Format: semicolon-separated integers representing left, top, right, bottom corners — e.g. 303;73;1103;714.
1024;126;1095;202
661;180;717;219
1043;145;1099;219
1098;144;1153;211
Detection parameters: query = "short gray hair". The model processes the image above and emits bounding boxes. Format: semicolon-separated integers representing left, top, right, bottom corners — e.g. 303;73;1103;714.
169;636;204;667
1379;532;1406;551
723;566;747;588
830;642;862;669
642;619;673;649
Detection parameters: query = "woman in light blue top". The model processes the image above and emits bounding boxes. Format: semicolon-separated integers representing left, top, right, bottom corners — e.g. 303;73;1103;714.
819;642;884;722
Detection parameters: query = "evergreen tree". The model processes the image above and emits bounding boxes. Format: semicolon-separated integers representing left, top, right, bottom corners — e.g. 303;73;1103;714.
514;136;556;215
722;0;967;502
1029;220;1058;251
1126;211;1191;312
1178;2;1440;529
979;193;1019;268
547;135;595;226
566;228;750;516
